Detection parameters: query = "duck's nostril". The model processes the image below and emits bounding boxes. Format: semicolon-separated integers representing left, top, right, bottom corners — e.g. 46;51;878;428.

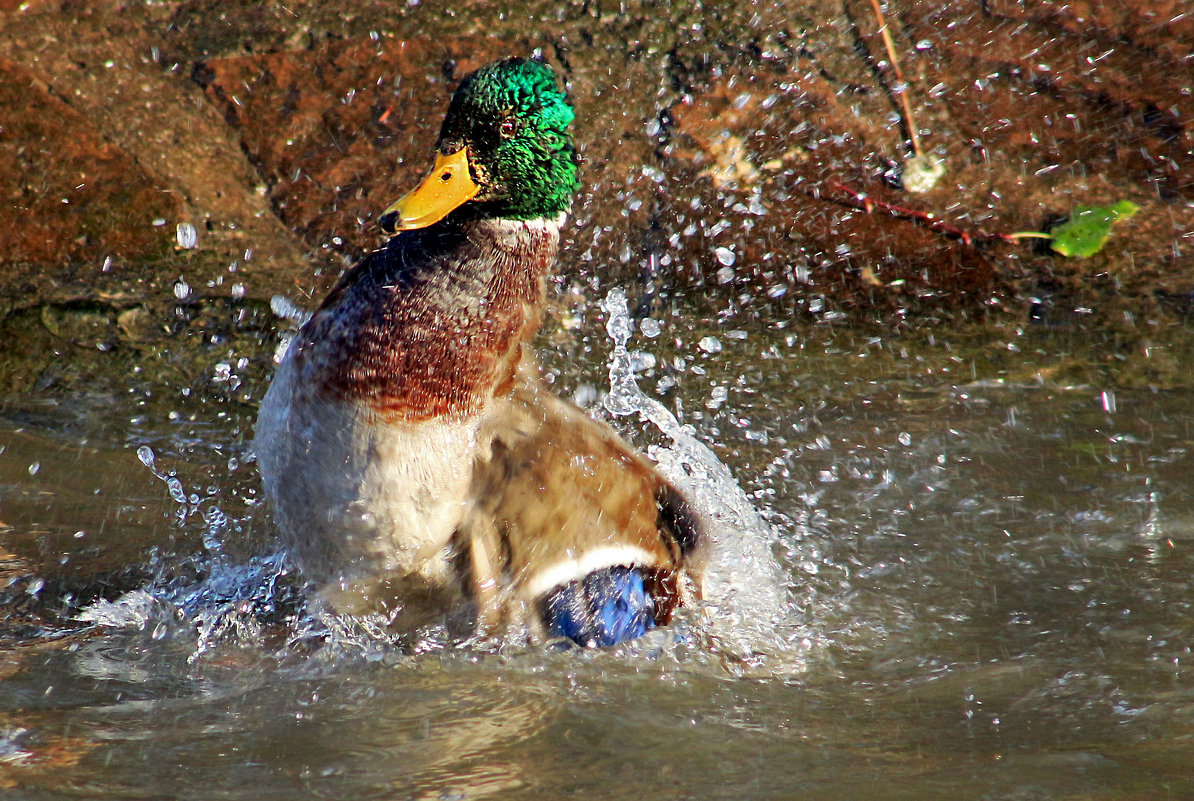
379;210;399;234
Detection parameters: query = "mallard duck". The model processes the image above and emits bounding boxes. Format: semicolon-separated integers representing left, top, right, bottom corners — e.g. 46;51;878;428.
254;58;704;647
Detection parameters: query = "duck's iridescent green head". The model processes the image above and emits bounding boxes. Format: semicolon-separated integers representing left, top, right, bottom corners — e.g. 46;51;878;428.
381;58;580;231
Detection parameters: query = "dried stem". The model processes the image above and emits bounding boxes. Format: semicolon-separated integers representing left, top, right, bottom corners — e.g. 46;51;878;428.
868;0;923;158
825;181;1040;245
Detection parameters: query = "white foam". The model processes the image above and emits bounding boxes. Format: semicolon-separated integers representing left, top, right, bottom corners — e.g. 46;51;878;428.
76;590;161;629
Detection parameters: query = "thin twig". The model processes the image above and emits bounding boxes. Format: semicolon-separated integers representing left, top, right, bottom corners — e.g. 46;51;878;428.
868;0;923;158
826;181;1038;245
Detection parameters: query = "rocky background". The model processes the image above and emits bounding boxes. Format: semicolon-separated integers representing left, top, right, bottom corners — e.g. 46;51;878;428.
0;0;1192;386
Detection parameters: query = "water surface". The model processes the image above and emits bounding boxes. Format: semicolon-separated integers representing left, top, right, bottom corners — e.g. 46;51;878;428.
2;297;1192;799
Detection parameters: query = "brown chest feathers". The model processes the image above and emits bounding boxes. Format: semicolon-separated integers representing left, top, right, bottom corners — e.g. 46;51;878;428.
288;217;560;421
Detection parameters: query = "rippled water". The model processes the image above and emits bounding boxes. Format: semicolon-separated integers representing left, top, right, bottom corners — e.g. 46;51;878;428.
2;296;1193;799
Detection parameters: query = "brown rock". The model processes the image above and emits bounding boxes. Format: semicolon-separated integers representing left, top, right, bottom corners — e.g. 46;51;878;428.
658;0;1194;313
1;0;1191;320
0;4;313;308
194;34;533;259
0;58;179;269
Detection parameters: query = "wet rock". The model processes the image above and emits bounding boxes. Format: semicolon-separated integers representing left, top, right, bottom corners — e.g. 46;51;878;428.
183;15;693;314
193;33;515;258
0;5;311;310
0;59;179;270
665;68;1002;310
660;0;1194;315
0;0;1191;326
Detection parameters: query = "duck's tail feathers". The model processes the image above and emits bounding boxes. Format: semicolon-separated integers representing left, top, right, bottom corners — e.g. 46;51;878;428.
656;482;704;559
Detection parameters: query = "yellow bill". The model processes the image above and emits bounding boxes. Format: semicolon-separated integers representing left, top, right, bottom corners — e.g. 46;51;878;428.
380;147;480;232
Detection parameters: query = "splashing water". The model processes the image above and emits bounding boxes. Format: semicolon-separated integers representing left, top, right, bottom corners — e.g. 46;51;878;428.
268;295;313;363
83;447;299;658
85;445;438;662
75;589;163;629
601;289;799;667
137;445;220;548
270;294;313;327
92;316;803;669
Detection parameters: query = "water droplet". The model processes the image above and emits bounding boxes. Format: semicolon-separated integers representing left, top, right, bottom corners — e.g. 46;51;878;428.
606;314;633;345
176;222;198;249
640;165;664;183
898;432;912;446
572;383;598;408
270;295;313;326
698;336;723;354
628;350;657;373
706;385;729;409
165;476;187;504
137;445;155;467
714;246;736;267
173;278;192;300
640;318;662;338
27;461;40;476
231;283;246;300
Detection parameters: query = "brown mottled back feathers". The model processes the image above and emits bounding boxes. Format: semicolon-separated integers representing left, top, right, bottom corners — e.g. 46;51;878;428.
460;370;704;628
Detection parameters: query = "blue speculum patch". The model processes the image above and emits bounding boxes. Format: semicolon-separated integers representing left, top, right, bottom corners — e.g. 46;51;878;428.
543;566;656;647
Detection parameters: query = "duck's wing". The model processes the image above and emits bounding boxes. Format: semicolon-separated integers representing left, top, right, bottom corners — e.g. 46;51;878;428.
460;376;704;642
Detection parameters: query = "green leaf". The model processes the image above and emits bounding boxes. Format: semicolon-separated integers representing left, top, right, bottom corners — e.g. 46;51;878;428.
1049;200;1139;258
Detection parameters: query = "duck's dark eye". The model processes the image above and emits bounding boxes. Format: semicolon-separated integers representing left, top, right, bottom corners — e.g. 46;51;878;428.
499;117;517;138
